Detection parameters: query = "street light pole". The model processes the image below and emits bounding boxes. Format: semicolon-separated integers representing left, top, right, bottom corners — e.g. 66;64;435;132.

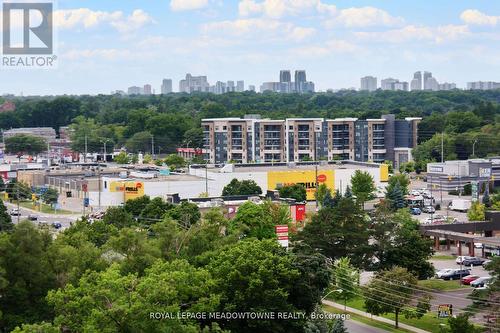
472;139;478;158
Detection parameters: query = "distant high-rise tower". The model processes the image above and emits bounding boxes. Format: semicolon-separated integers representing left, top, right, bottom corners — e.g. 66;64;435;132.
280;70;291;83
410;71;422;91
227;81;235;92
143;84;152;95
161;79;172;94
360;76;377;91
248;85;256;92
236;80;244;92
295;70;307;92
423;71;432;90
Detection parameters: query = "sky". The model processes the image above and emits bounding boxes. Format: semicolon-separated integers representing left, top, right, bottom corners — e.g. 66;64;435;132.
1;0;500;95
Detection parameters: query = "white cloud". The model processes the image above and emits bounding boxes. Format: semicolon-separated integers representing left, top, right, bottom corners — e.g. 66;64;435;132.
327;6;404;28
238;0;336;18
460;9;500;26
354;24;469;44
53;8;154;33
202;18;315;41
111;10;155;33
170;0;209;12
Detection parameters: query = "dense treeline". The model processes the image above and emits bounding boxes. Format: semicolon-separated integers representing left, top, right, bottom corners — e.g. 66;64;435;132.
1;90;499;157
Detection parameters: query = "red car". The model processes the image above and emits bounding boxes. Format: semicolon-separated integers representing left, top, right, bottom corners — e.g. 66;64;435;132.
461;275;480;285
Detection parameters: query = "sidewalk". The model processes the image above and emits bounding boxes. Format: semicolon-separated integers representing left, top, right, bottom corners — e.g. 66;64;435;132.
322;300;431;333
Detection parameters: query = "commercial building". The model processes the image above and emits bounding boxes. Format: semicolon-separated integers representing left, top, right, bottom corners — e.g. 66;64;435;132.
179;73;210;93
21;161;388;207
161;79;172;94
3;127;56;141
201;114;421;166
360;76;377;92
426;158;500;193
438;82;457;91
467;81;500;90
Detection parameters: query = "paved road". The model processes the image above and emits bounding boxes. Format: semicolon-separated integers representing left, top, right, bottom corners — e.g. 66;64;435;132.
5;202;80;231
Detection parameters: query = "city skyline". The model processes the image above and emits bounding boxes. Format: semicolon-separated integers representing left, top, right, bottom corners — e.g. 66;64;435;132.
2;0;500;95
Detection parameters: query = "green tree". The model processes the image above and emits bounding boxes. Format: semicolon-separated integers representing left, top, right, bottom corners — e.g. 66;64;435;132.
386;174;410;195
207;240;310;332
11;322;60;333
113;151;130;164
41;188;58;205
330;319;347;333
278;184;307;202
5;135;46;156
124;195;151;216
373;210;435;279
139;197;173;222
386;181;406;210
164;154;186;170
315;184;330;208
183;127;204;148
167;201;201;227
364;267;429;329
222;178;262;196
294;196;372;268
413;133;457;163
102;206;135;229
0;200;13;231
445;314;480;333
47;260;221;333
350;170;376;208
467;202;485;221
230;201;277;239
332;257;359;310
0;222;56;331
125;131;153;153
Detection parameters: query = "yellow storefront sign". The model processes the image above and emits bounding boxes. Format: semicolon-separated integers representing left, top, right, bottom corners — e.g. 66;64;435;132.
110;181;145;201
380;163;389;182
268;170;335;201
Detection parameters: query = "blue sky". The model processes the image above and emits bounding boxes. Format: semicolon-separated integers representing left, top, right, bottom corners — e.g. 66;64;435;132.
2;0;500;95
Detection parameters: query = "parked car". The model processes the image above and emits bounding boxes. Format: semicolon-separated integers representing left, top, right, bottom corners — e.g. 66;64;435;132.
461;275;480;285
410;207;422;215
423;216;445;224
435;268;456;278
410;190;421;196
471;277;492;288
52;222;62;229
462;257;486;266
482;259;492;268
474;243;483;249
10;208;21;216
441;269;471;280
456;256;474;264
28;214;38;221
422;206;436;213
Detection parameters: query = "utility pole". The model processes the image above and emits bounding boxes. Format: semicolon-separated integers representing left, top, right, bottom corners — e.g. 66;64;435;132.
205;165;208;196
84;134;88;163
472;139;478;158
151;135;155;160
98;166;102;210
441;132;444;163
16;170;20;224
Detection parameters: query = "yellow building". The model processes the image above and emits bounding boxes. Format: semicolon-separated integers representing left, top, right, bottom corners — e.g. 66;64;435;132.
268;170;335;200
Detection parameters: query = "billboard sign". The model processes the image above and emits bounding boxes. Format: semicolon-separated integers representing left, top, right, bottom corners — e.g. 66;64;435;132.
275;225;289;248
437;304;453;318
268;170;334;200
110;181;145;201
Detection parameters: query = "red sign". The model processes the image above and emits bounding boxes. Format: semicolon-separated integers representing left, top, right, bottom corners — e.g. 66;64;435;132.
317;174;327;183
275;225;289;233
295;204;306;221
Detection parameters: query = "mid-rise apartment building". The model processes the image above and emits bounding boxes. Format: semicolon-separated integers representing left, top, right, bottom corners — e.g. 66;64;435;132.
202;115;421;167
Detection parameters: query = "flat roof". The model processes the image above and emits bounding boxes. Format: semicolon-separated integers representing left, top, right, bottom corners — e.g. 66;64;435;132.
210;162;379;173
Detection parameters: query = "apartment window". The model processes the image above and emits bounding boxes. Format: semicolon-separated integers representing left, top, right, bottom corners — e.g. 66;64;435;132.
223;126;227;130
289;126;293;130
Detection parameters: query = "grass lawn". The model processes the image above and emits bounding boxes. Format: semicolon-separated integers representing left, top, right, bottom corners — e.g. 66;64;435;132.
418;279;470;291
328;296;449;333
17;201;73;215
432;254;456;260
322;305;413;333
